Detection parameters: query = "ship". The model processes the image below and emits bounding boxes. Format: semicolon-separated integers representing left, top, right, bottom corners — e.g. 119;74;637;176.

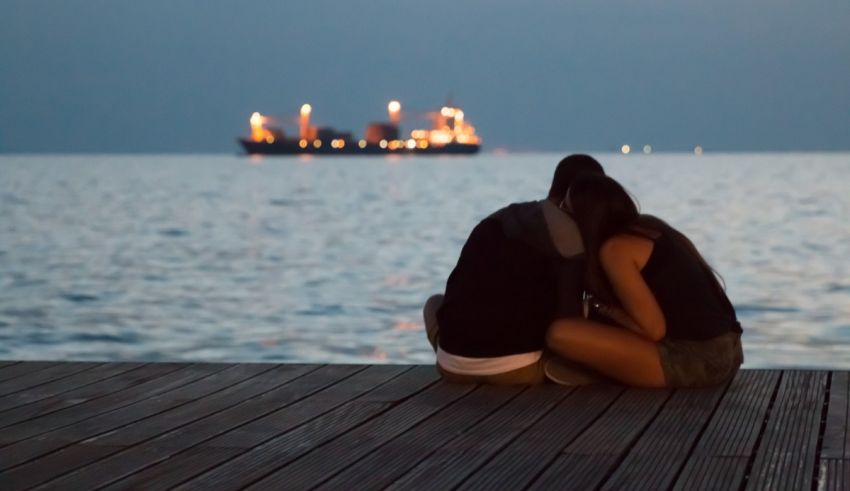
238;101;481;155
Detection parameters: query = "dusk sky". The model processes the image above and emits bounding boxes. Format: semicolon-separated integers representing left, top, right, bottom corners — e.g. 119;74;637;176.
1;0;848;153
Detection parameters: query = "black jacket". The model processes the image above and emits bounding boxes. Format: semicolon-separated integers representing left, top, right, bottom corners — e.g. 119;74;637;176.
437;201;585;357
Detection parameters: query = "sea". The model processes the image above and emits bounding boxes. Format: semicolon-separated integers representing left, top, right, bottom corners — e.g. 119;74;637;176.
1;152;848;368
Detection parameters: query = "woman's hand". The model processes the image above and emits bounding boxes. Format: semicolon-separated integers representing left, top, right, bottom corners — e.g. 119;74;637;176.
588;296;643;333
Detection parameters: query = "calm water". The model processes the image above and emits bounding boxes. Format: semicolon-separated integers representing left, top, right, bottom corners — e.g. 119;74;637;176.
1;153;849;368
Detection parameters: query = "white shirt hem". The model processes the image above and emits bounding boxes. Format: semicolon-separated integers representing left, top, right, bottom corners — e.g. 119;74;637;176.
436;347;543;376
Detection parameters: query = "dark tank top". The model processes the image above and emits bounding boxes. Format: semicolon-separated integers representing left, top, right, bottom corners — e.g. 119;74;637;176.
640;227;742;340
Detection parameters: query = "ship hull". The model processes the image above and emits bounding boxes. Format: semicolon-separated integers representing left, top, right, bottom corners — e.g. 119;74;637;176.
239;139;480;156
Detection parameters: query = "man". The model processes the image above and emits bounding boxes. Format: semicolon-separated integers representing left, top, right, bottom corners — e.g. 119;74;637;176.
423;154;605;384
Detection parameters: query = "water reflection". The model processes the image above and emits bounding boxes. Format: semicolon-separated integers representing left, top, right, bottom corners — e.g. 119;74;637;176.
0;153;849;368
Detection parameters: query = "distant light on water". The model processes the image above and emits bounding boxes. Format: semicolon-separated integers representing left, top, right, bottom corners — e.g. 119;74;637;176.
643;144;652;154
621;144;631;155
694;145;704;156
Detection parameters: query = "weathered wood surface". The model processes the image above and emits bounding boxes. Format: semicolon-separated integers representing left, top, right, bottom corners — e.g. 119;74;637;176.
0;362;843;490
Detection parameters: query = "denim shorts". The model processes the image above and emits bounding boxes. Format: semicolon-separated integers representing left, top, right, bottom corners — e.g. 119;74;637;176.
658;331;744;387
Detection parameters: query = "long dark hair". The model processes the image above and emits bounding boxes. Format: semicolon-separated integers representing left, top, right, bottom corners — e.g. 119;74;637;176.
567;174;729;309
547;154;605;201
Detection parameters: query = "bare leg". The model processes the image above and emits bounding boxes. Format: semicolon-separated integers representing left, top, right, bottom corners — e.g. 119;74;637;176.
546;317;666;388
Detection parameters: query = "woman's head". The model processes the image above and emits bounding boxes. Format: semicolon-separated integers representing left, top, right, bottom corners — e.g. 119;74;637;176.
547;154;605;201
565;174;731;310
563;174;641;305
566;174;639;248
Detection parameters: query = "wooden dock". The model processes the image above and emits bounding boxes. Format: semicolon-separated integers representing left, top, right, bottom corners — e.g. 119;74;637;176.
0;361;845;490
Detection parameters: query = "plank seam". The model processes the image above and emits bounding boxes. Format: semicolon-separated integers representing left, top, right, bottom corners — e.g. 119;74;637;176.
373;385;532;491
380;370;443;410
0;362;193;433
0;362;102;398
448;387;578;490
0;362;60;384
232;372;447;490
0;363;149;416
738;370;784;491
812;371;833;491
594;389;676;491
0;363;283;471
291;381;496;490
520;385;628;491
29;364;352;489
127;365;420;490
89;364;385;490
665;376;735;490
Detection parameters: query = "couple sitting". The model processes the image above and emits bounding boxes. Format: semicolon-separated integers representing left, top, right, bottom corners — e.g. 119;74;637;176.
424;155;743;388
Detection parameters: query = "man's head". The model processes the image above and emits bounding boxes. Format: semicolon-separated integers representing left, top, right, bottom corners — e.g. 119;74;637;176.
547;154;605;202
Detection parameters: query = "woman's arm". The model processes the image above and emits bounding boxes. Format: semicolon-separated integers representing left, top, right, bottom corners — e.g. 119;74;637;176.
599;235;666;341
591;299;643;332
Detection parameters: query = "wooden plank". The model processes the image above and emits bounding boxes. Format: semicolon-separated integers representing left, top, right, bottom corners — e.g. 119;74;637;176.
527;387;673;490
822;371;849;459
172;366;441;491
821;459;850;491
0;361;60;384
671;370;781;490
0;363;182;429
0;363;217;444
819;372;850;491
0;362;101;397
458;385;625;491
104;365;415;491
386;385;572;490
103;447;245;491
600;383;729;490
76;364;353;446
196;365;410;449
745;370;828;491
0;364;242;471
0;364;314;490
0;364;839;490
317;384;529;491
38;364;368;490
242;374;469;491
0;362;144;413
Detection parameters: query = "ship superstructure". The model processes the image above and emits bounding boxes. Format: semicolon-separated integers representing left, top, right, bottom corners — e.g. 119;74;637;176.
239;101;481;155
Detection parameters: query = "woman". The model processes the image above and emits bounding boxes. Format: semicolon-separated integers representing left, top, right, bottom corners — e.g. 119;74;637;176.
546;174;743;388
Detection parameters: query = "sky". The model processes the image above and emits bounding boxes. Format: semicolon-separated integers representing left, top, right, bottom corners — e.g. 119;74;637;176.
1;0;848;153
